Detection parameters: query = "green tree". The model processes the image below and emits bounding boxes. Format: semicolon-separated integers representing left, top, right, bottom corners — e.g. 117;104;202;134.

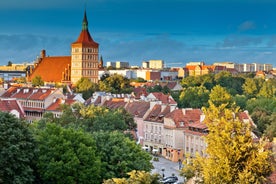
264;113;276;140
258;79;276;98
0;112;35;183
103;170;160;184
35;123;101;183
99;74;133;94
180;76;201;88
182;103;273;183
209;85;232;107
179;86;209;108
92;131;152;180
32;75;44;87
75;77;99;100
242;78;264;98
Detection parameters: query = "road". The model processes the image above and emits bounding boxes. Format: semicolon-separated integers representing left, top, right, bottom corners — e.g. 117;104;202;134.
151;156;185;183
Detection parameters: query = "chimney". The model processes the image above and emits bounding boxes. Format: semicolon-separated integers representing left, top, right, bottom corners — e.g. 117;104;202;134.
41;50;46;58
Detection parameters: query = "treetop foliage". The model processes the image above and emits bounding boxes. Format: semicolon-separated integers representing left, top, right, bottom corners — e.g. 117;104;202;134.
181;103;273;184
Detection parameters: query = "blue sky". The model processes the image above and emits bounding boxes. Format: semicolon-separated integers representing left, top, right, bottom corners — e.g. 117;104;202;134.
0;0;276;67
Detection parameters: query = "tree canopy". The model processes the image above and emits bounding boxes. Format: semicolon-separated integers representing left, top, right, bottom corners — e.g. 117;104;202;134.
99;74;133;94
92;131;153;180
0;112;35;184
35;123;101;183
32;75;44;87
181;103;273;183
75;77;99;100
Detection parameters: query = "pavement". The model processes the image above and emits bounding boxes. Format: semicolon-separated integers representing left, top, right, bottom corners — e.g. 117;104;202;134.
151;156;185;183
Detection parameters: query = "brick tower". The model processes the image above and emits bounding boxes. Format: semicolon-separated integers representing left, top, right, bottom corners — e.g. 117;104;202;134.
71;10;99;84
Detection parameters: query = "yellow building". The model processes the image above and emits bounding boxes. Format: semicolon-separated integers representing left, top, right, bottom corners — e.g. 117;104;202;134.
149;60;164;69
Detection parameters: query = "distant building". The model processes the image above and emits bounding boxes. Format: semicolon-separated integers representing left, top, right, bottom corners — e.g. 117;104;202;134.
149;60;164;69
106;61;129;69
186;61;205;66
142;61;149;68
214;62;273;72
0;63;33;82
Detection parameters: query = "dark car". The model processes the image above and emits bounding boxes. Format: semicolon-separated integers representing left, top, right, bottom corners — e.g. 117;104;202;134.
161;176;178;184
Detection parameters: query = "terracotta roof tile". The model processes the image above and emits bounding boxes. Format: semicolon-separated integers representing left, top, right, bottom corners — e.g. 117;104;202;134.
0;99;25;118
29;56;71;83
165;108;203;128
125;101;150;118
46;98;63;111
102;98;127;109
72;30;99;47
149;92;177;105
144;104;170;123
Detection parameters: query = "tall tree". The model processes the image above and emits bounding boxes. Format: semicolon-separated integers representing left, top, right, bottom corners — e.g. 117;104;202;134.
0;112;35;183
75;77;99;100
35;124;101;184
209;85;232;107
179;86;209;108
181;103;273;183
242;78;264;98
99;74;133;94
92;131;152;180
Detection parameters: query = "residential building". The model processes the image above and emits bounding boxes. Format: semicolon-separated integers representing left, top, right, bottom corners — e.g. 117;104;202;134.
164;108;204;162
0;98;26;119
0;86;84;122
149;60;164;69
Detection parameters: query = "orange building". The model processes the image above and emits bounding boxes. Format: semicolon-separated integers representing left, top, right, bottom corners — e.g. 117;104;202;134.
28;10;100;85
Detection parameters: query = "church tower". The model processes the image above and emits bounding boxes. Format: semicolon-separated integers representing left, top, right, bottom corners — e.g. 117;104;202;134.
71;10;99;84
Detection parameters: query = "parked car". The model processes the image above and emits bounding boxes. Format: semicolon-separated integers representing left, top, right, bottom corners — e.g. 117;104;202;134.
161;176;178;184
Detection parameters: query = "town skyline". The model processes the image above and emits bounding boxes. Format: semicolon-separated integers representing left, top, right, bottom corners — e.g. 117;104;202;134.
1;0;276;67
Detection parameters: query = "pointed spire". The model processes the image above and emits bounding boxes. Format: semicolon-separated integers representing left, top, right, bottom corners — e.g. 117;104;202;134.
82;9;88;31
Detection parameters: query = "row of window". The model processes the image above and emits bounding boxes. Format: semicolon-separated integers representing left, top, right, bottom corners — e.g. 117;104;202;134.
72;61;98;68
20;100;44;108
82;70;98;76
72;48;98;53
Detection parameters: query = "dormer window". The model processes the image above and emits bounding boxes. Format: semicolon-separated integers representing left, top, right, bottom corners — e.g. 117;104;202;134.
180;122;184;126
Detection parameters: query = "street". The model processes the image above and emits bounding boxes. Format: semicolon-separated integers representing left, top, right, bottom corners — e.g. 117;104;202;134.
151;156;185;183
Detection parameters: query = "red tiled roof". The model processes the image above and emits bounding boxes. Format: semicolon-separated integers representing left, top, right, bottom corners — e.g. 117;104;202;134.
133;86;148;98
0;86;18;98
0;99;25;118
102;98;127;109
149;92;177;105
29;56;71;83
165;108;203;128
46;98;63;111
125;101;150;118
29;89;53;100
72;30;99;47
144;104;171;123
1;87;55;101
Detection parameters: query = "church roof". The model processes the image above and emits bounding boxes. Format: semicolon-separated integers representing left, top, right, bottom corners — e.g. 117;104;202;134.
29;56;71;83
72;10;99;47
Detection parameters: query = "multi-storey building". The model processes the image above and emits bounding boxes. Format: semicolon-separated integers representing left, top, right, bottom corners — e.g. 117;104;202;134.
149;60;164;69
163;108;204;162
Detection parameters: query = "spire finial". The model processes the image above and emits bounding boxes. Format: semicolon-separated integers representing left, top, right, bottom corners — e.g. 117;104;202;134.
82;8;88;31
